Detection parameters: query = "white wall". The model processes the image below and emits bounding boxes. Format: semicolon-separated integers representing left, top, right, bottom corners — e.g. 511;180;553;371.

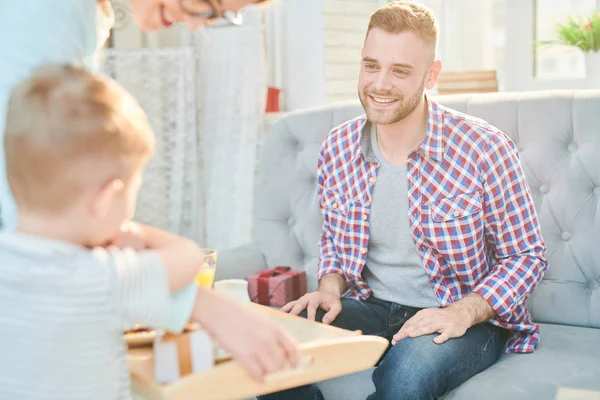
279;0;328;111
323;0;379;103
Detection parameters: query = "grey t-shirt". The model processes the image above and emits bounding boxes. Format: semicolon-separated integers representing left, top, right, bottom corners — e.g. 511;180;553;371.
0;232;171;400
362;124;440;309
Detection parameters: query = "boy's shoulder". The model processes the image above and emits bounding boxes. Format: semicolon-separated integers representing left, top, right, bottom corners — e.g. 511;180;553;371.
0;232;164;278
0;232;117;280
0;232;88;260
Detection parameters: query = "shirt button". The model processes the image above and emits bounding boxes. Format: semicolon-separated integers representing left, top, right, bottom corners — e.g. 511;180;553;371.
332;202;338;209
362;214;368;221
360;248;367;255
369;176;376;184
453;210;460;217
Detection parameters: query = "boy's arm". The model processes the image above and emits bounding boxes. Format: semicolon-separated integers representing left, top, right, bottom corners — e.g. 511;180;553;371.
105;247;172;330
138;224;205;291
107;223;205;331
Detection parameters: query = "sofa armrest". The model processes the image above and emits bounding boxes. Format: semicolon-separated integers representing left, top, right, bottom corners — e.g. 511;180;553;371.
215;243;267;281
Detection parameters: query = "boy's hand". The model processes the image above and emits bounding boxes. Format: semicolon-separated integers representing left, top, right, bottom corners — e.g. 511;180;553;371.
109;221;146;251
193;289;299;382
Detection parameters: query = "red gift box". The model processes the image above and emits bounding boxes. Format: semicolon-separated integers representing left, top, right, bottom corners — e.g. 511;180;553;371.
247;266;307;307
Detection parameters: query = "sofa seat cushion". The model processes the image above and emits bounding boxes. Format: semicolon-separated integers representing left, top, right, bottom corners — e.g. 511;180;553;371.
317;369;374;400
444;323;600;399
316;323;600;400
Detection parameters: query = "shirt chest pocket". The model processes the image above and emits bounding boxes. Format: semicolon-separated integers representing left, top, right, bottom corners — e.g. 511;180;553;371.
322;189;349;242
430;191;483;222
423;191;484;262
322;189;364;250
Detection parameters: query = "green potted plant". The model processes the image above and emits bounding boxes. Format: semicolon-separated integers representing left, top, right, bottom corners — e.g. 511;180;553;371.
547;12;600;86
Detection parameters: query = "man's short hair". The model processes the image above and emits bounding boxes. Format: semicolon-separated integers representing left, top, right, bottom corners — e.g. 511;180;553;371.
367;1;438;58
4;65;154;213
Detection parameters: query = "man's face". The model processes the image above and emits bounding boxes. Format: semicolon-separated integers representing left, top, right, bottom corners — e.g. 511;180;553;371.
128;0;261;31
358;28;438;125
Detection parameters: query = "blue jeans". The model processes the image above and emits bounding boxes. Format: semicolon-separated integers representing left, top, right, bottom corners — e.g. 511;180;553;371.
259;297;508;400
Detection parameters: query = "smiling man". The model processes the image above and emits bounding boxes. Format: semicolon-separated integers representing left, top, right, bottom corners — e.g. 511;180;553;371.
262;1;548;399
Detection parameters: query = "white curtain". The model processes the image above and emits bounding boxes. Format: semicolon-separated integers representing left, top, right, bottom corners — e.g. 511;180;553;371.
102;5;268;251
188;6;267;250
102;48;201;242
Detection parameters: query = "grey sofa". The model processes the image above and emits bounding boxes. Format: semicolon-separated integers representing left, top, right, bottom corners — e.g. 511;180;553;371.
217;91;600;399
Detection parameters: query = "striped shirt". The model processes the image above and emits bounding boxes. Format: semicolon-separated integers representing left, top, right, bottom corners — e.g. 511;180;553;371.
317;97;548;354
0;232;171;400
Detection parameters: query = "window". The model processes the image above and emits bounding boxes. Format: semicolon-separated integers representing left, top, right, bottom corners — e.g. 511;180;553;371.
427;0;599;91
421;0;507;89
535;0;597;79
506;0;599;90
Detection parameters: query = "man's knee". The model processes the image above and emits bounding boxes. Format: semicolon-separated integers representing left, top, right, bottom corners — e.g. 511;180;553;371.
370;327;504;400
371;336;443;400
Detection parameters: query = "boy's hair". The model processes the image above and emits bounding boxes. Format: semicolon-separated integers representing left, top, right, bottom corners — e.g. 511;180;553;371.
367;1;438;59
4;65;154;213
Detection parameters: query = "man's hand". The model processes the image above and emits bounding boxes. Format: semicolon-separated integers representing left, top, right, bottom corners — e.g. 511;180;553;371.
192;289;299;382
279;273;346;324
281;291;342;325
107;221;146;250
392;307;469;345
392;293;495;345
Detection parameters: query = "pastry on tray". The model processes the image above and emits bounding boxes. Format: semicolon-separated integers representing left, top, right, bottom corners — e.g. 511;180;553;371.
124;325;156;347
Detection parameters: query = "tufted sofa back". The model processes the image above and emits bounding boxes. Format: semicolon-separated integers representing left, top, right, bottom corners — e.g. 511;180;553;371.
253;91;600;328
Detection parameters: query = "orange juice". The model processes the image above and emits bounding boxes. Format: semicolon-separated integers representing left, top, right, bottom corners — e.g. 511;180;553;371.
196;267;216;288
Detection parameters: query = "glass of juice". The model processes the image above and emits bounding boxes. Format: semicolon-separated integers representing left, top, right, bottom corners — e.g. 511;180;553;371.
195;249;217;288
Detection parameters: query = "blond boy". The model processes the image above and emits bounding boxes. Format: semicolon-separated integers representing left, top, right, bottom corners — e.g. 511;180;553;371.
0;65;298;400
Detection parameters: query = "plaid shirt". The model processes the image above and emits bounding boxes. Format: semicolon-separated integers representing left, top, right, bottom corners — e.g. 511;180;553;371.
317;98;548;354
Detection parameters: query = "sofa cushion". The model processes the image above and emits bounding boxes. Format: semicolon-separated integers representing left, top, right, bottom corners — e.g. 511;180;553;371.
444;323;600;399
317;369;374;400
316;323;600;400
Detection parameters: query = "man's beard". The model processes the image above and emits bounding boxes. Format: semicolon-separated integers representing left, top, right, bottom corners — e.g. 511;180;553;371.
359;77;427;125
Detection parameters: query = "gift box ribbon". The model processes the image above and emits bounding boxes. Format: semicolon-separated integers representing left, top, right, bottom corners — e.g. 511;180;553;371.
162;333;193;376
257;266;302;305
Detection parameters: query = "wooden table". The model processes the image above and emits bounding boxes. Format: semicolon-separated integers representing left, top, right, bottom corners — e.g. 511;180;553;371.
128;304;388;400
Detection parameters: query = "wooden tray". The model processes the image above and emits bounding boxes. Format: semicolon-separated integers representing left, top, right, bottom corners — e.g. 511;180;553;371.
128;304;388;400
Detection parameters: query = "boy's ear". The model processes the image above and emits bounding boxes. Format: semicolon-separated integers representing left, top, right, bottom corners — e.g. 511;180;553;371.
92;178;124;218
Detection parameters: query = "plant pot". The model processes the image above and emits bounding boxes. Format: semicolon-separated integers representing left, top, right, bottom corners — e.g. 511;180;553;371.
585;51;600;88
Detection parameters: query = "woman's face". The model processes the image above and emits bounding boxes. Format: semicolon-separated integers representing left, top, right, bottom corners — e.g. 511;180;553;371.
128;0;261;31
